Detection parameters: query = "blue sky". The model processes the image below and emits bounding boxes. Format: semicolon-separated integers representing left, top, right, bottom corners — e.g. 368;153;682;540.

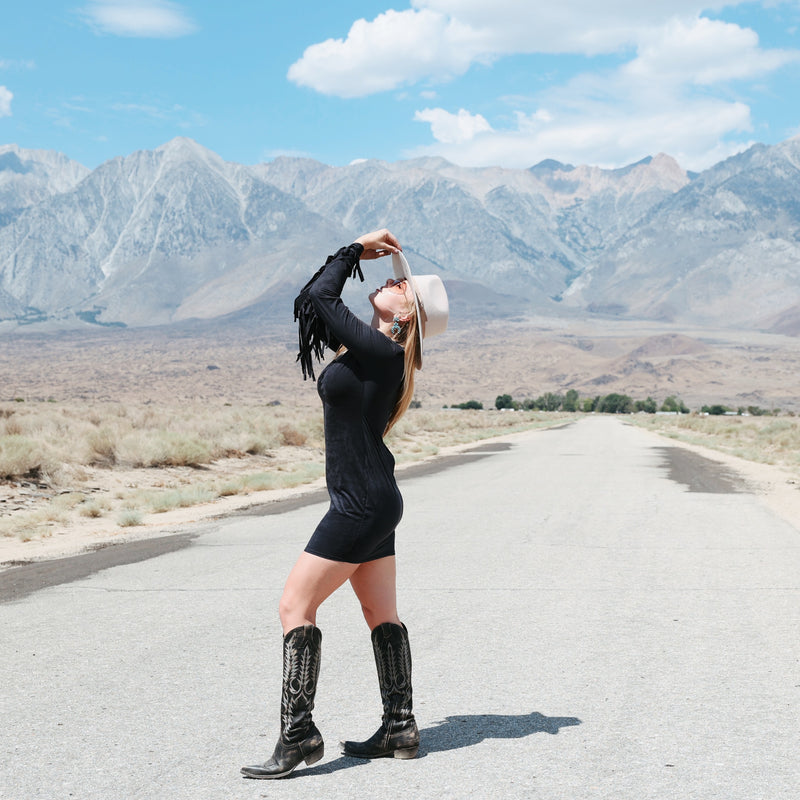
2;1;800;171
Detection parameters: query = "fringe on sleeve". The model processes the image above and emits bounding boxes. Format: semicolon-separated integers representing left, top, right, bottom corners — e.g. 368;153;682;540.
293;248;364;381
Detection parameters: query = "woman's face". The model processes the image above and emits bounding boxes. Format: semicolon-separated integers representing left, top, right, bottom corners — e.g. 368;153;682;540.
369;278;414;320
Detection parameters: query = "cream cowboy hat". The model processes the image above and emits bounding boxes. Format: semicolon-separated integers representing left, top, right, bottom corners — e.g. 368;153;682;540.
392;251;449;363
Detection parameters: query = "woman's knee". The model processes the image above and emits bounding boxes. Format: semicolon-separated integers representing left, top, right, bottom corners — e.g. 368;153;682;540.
360;603;400;630
278;589;315;628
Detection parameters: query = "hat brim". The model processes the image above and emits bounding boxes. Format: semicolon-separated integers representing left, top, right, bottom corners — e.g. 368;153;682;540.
392;251;425;360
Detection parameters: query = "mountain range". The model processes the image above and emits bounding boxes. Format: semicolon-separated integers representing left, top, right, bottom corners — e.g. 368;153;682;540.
1;135;799;334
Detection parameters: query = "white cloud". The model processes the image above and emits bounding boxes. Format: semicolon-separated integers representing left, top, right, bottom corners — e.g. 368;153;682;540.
403;9;798;170
414;107;492;143
411;26;764;174
288;8;478;97
0;86;12;117
80;1;197;38
290;2;798;169
288;1;765;96
623;16;800;85
411;98;754;171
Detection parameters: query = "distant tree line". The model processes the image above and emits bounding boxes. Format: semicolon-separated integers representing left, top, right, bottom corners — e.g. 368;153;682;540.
700;404;781;416
492;392;690;414
446;393;784;415
450;400;484;410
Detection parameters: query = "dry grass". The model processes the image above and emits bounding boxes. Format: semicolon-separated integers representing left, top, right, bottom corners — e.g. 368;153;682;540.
631;414;800;475
0;401;568;543
0;435;59;481
0;401;323;475
387;408;572;462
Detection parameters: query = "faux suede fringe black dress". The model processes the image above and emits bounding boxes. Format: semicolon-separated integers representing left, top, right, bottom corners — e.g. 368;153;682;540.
295;243;405;563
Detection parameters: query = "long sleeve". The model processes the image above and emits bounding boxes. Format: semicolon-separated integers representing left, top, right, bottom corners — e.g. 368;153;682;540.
309;245;402;357
294;244;363;380
295;243;401;380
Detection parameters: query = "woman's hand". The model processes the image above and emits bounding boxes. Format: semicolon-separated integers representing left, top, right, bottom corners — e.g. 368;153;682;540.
354;229;402;260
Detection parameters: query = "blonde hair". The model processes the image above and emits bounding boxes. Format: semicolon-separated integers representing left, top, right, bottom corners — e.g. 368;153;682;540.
336;301;421;436
384;309;421;435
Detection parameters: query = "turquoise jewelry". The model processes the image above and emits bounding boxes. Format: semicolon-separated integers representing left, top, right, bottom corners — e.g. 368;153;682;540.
391;316;402;336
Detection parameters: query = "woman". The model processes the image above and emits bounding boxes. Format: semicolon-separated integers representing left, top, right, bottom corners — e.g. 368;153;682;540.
241;229;448;780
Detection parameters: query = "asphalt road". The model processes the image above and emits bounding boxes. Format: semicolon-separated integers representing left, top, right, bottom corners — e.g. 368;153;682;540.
1;416;798;800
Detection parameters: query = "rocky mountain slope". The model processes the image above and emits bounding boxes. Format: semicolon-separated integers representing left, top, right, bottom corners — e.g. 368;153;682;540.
1;136;799;332
564;137;800;333
0;144;89;215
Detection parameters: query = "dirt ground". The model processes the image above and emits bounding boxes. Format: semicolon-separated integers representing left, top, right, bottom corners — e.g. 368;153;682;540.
2;315;800;412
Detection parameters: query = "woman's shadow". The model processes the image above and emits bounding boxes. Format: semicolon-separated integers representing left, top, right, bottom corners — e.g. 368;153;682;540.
419;711;582;755
301;711;581;776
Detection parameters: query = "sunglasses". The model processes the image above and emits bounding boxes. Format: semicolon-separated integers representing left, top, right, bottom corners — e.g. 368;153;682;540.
385;278;409;293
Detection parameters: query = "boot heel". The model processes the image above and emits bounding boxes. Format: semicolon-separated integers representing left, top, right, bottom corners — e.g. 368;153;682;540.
304;743;324;766
393;745;418;760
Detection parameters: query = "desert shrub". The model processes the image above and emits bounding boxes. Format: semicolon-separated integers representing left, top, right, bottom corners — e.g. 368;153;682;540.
241;434;279;455
117;431;212;468
117;510;143;527
80;501;106;518
280;424;307;447
0;510;52;540
156;433;213;467
214;422;283;456
0;435;48;479
86;427;118;465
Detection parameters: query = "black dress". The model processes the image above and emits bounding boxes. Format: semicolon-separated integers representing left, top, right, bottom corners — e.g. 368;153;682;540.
301;243;405;564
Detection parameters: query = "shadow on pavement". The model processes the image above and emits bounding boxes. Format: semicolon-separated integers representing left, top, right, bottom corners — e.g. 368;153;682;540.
419;711;582;755
294;755;372;777
293;711;582;775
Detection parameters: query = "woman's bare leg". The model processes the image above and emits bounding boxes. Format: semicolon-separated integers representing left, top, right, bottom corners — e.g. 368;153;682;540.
349;556;402;630
341;556;419;760
279;552;358;633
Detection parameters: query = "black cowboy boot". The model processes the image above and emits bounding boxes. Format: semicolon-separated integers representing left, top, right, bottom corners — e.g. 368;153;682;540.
241;625;324;779
341;622;419;759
